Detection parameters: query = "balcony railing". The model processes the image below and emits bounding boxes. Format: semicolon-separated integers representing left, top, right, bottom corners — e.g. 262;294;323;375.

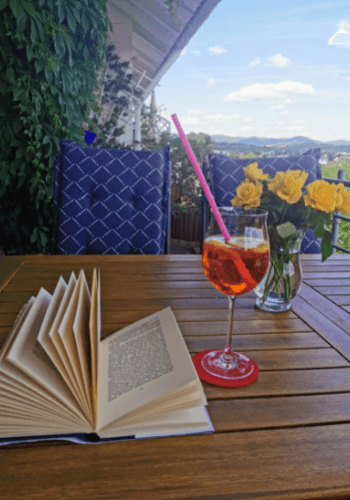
324;168;350;254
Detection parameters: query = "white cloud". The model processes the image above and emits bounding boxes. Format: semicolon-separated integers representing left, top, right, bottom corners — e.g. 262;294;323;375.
328;28;350;45
328;20;350;47
188;109;202;115
224;81;315;102
343;76;350;83
244;116;253;122
250;56;262;66
208;45;227;55
203;113;241;123
240;126;254;134
339;20;350;30
268;103;285;110
281;110;290;115
179;115;201;125
191;50;200;55
180;48;186;56
259;118;310;138
266;53;290;67
207;78;215;85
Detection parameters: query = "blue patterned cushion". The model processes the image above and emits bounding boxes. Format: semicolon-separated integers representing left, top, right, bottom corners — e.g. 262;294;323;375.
207;149;322;253
53;141;171;255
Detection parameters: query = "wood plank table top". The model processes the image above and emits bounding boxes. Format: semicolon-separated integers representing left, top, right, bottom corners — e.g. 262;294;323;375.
1;253;350;500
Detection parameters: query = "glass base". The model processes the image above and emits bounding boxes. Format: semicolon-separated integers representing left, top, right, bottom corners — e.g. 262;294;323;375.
192;349;259;388
255;297;292;312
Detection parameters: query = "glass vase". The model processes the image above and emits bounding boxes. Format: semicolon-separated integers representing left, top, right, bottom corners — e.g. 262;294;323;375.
254;228;305;312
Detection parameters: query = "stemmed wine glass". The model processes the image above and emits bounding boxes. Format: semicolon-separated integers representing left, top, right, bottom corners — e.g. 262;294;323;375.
192;207;270;388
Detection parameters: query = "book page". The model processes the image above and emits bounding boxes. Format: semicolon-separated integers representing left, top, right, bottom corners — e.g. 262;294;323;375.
72;270;92;414
89;268;100;426
57;271;92;418
102;382;206;430
0;361;85;426
5;287;90;426
96;307;205;430
48;272;91;418
98;407;212;439
0;365;85;430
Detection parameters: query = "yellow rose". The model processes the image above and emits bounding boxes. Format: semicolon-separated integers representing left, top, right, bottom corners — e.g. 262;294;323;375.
334;183;350;215
231;180;263;208
268;170;308;204
243;162;269;181
303;179;340;213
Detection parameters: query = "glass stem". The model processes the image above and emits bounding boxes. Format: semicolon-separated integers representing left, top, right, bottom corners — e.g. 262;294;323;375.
221;296;237;367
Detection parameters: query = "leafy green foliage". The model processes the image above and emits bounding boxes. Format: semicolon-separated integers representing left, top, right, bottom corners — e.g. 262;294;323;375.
165;0;180;17
0;0;112;254
158;131;213;216
321;162;350;254
86;45;143;150
337;217;350;252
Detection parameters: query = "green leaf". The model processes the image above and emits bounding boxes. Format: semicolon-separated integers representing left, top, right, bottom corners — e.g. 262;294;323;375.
17;176;26;189
16;10;27;31
19;0;36;18
30;226;38;244
70;5;80;23
0;81;9;95
53;35;66;58
13;87;24;101
30;18;37;43
35;126;42;141
81;12;89;33
6;66;15;83
83;45;89;61
26;45;33;62
39;230;48;248
44;68;53;83
314;224;325;238
42;135;50;144
47;58;57;72
66;6;76;33
321;229;333;263
34;19;45;41
0;0;8;12
57;1;65;23
9;0;21;18
15;146;26;158
34;59;44;74
52;136;60;149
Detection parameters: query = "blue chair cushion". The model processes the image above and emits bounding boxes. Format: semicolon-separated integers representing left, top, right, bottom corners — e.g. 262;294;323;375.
53;141;171;255
207;149;322;253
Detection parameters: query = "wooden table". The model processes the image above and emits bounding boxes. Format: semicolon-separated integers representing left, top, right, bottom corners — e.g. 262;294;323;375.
1;253;350;500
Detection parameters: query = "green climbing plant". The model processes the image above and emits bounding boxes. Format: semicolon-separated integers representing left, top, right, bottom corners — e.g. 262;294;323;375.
0;0;112;254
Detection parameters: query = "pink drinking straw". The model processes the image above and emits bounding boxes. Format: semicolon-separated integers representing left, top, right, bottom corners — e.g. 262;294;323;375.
171;113;231;242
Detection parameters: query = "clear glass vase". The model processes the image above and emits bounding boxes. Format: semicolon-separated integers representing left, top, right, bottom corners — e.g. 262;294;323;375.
254;228;305;312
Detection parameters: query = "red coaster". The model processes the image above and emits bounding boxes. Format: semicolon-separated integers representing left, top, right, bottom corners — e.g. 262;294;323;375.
192;349;259;388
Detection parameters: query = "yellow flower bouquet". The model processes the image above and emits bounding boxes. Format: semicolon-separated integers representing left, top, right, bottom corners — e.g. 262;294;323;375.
231;162;350;311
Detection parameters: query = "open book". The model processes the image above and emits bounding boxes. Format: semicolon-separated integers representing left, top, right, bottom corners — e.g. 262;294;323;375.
0;269;212;445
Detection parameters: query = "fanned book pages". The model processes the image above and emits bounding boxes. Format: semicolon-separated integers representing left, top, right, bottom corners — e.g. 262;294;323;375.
0;269;213;445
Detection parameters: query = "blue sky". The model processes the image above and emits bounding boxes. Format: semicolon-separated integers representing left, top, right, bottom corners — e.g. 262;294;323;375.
155;0;350;141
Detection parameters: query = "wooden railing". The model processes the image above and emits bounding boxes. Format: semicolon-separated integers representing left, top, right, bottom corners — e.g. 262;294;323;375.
171;209;202;243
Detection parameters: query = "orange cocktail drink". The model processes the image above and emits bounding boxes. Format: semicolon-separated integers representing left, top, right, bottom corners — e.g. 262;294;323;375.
202;236;269;296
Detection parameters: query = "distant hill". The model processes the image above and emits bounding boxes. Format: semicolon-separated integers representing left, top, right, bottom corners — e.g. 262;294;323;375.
211;135;350;147
236;136;316;146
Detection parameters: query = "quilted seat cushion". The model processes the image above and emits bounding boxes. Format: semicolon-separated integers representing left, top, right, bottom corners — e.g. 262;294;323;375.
207;149;322;253
53;141;171;255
